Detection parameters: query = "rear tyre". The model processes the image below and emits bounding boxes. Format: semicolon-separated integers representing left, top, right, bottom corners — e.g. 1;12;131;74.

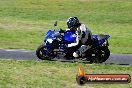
101;46;110;62
90;46;110;63
36;44;55;60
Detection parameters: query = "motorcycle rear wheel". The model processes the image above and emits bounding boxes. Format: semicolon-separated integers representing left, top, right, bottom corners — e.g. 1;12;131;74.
90;46;110;63
101;46;110;62
36;44;55;60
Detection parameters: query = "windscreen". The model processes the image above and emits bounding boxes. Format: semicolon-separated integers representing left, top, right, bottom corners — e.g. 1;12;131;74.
46;31;61;39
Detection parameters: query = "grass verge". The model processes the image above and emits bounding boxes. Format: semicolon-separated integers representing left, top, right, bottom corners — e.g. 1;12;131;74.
0;59;131;88
0;0;132;53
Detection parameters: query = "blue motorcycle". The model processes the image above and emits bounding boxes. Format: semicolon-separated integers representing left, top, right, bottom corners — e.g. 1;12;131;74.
36;22;110;63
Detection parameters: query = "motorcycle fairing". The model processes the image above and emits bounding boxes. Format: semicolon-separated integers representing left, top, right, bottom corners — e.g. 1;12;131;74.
44;30;110;47
64;32;76;42
92;34;110;45
44;30;55;42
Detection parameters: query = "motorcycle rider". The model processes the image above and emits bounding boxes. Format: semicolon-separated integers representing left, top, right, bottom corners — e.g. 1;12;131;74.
66;16;93;58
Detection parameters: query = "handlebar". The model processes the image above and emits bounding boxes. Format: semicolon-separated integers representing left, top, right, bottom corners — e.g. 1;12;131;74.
59;29;66;33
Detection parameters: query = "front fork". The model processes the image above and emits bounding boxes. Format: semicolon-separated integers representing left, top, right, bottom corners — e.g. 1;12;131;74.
43;43;54;56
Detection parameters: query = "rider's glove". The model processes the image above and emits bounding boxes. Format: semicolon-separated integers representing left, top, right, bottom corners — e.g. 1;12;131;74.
59;29;65;33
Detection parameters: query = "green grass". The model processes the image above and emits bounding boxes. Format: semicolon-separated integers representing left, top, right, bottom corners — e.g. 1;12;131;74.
0;59;131;88
0;1;132;87
0;0;132;53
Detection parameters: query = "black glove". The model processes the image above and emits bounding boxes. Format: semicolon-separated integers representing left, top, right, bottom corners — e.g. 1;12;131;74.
59;29;65;33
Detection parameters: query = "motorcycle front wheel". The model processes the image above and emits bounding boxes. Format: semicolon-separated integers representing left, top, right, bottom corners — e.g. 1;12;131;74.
36;44;55;60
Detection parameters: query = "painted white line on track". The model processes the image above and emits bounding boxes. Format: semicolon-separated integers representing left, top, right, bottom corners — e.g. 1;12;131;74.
0;49;33;52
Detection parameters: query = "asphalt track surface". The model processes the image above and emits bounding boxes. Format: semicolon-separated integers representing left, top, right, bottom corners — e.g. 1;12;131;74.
0;49;132;65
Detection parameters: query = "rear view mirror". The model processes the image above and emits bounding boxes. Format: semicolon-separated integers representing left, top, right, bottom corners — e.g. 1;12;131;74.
54;21;58;27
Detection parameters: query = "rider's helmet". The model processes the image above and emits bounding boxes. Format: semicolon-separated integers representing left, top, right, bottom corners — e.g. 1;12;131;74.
67;16;80;31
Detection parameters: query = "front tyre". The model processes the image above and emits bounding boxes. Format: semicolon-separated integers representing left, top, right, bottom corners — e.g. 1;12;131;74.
36;44;54;60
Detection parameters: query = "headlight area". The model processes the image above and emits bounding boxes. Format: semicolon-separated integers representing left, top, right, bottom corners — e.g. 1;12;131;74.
46;39;53;44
